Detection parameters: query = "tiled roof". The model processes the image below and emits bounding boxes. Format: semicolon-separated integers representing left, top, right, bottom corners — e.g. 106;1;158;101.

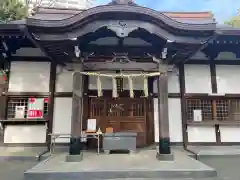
163;12;214;19
32;7;215;24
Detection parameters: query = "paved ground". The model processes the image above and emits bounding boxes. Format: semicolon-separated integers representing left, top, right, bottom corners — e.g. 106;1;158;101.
0;160;37;180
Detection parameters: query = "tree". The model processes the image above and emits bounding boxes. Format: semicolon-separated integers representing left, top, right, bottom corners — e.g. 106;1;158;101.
224;10;240;27
0;0;96;22
0;0;27;22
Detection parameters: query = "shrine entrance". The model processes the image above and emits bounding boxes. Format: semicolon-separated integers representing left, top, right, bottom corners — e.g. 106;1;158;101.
88;97;154;147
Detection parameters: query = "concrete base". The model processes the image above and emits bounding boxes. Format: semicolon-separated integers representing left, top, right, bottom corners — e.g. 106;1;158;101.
24;149;217;180
65;153;83;162
156;153;174;161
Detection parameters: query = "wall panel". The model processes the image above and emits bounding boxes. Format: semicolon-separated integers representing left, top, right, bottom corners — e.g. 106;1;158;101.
55;67;73;92
52;97;72;143
153;72;180;93
220;126;240;142
216;65;240;94
9;62;50;92
4;125;47;143
154;98;182;142
187;126;216;142
184;65;211;93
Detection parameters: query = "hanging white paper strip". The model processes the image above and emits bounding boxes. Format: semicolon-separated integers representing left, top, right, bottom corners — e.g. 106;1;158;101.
128;76;134;98
97;76;103;97
112;77;118;98
144;77;149;97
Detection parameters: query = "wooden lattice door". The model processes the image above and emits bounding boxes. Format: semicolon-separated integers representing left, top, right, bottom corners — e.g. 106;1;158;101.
89;97;153;147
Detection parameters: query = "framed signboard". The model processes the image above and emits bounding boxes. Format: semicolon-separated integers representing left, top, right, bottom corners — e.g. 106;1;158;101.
27;98;44;119
15;106;25;119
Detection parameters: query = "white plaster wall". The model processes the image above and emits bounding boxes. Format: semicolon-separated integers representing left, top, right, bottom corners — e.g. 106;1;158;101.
55;66;73;92
154;98;183;142
191;51;208;60
9;62;50;92
187;126;216;142
216;65;240;94
153;72;180;93
215;52;240;60
184;65;212;93
52;97;72;143
220;126;240;142
4;125;47;143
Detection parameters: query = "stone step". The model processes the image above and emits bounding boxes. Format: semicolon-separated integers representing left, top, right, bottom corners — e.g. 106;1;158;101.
24;150;217;180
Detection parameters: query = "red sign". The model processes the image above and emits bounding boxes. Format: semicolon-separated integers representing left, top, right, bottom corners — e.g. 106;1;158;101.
27;110;43;118
44;98;49;103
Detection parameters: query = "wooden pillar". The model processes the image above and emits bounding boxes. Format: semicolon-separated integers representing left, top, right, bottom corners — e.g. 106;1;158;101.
157;64;171;156
179;64;188;148
47;62;56;149
69;64;84;157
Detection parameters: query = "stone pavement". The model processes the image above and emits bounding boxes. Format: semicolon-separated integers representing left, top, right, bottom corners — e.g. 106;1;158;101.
188;146;240;180
0;146;49;161
0;160;37;180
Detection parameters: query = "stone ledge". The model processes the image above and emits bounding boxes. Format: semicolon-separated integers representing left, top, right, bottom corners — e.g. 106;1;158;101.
156;153;174;161
65;153;83;162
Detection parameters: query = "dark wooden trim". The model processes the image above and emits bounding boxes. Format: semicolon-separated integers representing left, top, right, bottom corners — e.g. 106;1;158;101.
10;56;50;62
209;56;220;144
152;93;180;98
179;64;188;148
185;93;240;99
0;120;47;126
155;142;184;146
187;121;240;126
215;124;221;144
186;60;209;64
83;75;89;130
6;92;50;97
0;60;10;122
46;62;56;150
54;92;73;97
3;143;47;147
87;90;181;98
210;58;218;93
213;60;240;65
188;142;240;146
187;60;240;65
185;93;210;97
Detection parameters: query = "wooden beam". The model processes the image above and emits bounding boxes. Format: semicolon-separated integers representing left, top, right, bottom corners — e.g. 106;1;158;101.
178;64;188;148
209;56;221;145
84;62;158;71
46;62;56;149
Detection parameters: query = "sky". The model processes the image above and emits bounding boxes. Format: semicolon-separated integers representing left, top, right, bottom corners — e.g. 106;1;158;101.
95;0;240;24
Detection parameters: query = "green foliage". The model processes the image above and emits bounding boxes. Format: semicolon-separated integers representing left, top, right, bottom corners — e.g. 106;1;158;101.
0;0;27;22
224;10;240;27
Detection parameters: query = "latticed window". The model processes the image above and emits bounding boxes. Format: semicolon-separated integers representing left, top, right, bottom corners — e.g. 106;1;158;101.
186;99;212;121
186;98;240;122
7;97;48;119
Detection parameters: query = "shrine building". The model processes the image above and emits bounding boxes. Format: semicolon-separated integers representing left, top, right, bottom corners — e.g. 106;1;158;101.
1;0;240;157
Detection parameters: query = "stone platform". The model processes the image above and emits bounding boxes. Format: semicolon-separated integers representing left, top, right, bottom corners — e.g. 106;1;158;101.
188;145;240;156
24;149;217;180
